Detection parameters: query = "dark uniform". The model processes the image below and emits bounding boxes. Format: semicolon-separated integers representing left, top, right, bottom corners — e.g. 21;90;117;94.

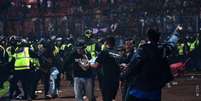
13;46;34;101
96;48;120;101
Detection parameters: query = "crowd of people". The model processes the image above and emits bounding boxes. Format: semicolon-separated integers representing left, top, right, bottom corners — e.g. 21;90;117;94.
1;25;200;101
2;0;200;39
0;1;201;101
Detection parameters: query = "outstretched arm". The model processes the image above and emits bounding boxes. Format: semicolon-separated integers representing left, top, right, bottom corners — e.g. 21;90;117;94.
167;25;183;47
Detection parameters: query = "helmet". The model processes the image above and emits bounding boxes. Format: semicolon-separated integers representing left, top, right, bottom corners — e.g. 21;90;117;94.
56;37;62;41
21;39;28;44
84;29;93;39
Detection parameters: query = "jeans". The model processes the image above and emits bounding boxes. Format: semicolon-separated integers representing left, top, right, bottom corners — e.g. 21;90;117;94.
49;67;60;96
74;77;95;101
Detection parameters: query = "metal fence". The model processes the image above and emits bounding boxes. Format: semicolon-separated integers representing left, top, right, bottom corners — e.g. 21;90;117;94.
1;15;201;38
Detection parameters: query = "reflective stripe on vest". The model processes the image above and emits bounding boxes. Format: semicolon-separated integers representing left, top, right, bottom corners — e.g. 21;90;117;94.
60;44;66;51
31;58;40;69
6;47;13;62
53;46;60;56
14;47;31;70
188;42;196;52
67;43;72;47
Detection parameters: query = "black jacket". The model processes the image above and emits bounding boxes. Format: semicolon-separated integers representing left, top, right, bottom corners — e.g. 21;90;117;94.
64;50;93;78
96;48;120;81
126;43;173;91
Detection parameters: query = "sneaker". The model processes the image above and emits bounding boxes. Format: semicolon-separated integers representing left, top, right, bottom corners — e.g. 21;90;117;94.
15;95;23;100
45;95;52;99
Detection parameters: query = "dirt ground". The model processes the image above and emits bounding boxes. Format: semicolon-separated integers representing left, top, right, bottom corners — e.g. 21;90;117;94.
11;73;201;101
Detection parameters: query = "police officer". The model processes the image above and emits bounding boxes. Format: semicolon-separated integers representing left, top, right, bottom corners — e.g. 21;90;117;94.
187;35;200;70
187;37;199;54
13;39;34;101
8;37;22;99
30;43;41;99
0;43;10;100
84;29;101;59
91;36;120;101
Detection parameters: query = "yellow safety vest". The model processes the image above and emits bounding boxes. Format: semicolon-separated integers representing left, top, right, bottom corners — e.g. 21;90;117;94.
60;44;67;51
14;47;31;70
188;41;197;52
177;43;184;55
53;46;60;56
85;44;96;59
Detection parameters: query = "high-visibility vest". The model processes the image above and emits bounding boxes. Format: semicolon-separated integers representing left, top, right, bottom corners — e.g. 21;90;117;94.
60;44;67;51
177;43;184;55
14;47;31;70
53;46;60;56
0;81;10;97
85;43;96;59
188;41;197;52
31;58;40;70
193;39;199;48
60;43;73;51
